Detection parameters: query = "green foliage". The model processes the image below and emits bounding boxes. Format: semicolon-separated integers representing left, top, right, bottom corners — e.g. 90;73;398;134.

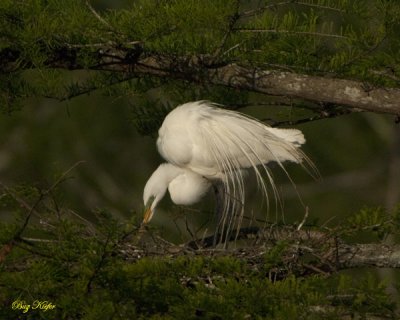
335;273;395;315
345;206;400;241
0;184;398;319
263;240;289;271
1;1;400;318
131;101;172;137
115;0;237;54
1;0;400;113
130;83;250;136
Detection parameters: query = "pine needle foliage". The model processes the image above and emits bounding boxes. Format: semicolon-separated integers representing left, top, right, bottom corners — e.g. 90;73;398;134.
0;182;399;319
1;0;400;118
1;2;400;317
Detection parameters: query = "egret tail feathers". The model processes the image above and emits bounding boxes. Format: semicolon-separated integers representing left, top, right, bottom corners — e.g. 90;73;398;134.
266;127;305;146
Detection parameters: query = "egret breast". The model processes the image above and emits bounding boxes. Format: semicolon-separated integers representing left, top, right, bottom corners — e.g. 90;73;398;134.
168;171;211;205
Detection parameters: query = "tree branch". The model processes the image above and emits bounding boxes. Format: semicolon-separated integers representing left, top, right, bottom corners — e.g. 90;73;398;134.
2;45;400;115
132;55;400;115
339;243;400;269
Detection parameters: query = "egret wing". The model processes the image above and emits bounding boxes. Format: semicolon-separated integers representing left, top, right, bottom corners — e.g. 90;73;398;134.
189;102;306;173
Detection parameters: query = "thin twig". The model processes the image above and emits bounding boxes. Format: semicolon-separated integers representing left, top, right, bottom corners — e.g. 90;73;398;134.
66;41;141;49
47;161;85;194
68;209;97;235
227;101;293;110
45;74;140;102
303;263;329;275
185;217;196;242
240;1;293;18
220;42;242;57
20;237;58;243
262;108;363;127
296;1;346;13
85;1;114;30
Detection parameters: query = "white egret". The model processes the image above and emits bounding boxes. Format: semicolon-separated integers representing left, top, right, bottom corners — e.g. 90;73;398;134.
143;101;314;241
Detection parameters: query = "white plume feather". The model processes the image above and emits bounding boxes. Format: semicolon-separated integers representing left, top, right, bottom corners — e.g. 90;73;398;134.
152;100;315;241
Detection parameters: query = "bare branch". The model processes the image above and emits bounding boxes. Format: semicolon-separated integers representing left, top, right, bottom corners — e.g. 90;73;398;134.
339;243;400;269
130;55;400;115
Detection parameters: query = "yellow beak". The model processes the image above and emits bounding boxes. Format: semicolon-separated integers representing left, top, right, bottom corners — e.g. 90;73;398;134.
142;206;153;224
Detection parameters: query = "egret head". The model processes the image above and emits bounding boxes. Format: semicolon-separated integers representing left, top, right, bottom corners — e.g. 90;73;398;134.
142;163;183;224
143;171;167;224
143;163;212;224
